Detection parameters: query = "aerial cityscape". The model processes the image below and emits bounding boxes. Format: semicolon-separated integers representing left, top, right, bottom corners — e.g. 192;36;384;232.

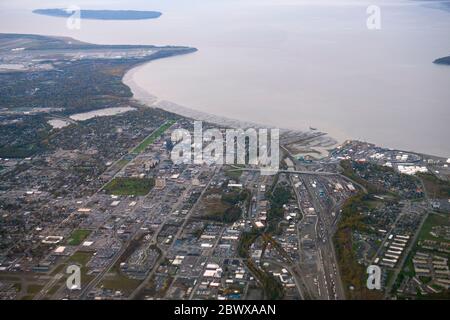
0;0;449;303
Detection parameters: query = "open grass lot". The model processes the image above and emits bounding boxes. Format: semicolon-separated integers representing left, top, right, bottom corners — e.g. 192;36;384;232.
417;213;450;243
103;177;154;196
20;283;44;299
418;173;450;199
224;165;244;180
201;188;249;223
66;229;91;246
131;120;174;154
69;251;94;266
26;284;44;295
117;159;130;167
99;272;141;295
204;193;230;216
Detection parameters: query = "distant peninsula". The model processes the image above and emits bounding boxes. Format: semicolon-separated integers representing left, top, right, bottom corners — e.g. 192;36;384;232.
33;9;162;20
433;56;450;66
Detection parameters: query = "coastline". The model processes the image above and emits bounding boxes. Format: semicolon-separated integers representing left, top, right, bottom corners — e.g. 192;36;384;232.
123;61;339;142
122;61;450;159
123;64;287;131
122;62;341;159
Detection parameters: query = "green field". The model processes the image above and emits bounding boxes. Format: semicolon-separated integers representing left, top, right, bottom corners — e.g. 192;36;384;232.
418;173;450;199
202;188;250;223
104;177;155;196
21;283;44;299
224;165;244;180
225;169;243;180
67;229;91;246
99;273;141;294
417;213;450;243
69;251;94;266
26;284;44;295
115;159;130;169
131;120;174;154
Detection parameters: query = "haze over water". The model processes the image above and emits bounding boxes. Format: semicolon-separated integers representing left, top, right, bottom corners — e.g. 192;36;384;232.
1;0;450;157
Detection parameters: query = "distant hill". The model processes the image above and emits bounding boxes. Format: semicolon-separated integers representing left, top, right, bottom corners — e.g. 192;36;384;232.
33;9;162;20
433;56;450;66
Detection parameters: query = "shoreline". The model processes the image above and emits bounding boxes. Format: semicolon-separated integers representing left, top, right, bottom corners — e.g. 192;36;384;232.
122;62;343;159
123;64;292;131
122;61;450;160
122;61;340;155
